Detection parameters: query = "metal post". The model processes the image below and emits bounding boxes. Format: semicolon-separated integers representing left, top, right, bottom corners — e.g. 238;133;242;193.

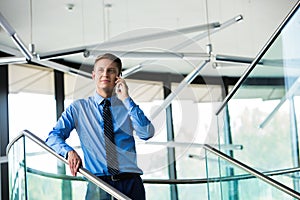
222;78;239;200
54;70;72;200
0;12;33;60
164;76;178;200
23;136;28;200
0;65;9;200
54;70;65;117
151;60;208;120
122;15;242;79
289;96;300;191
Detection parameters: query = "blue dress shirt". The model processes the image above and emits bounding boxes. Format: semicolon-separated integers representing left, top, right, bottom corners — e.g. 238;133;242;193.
45;92;155;176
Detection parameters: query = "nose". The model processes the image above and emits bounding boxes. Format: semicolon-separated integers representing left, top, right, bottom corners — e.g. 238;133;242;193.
102;69;109;76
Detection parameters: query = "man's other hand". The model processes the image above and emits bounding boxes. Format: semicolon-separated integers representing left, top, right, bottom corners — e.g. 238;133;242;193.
67;150;82;176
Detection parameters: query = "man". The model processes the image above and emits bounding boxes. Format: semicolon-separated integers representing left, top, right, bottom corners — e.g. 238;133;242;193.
45;53;155;200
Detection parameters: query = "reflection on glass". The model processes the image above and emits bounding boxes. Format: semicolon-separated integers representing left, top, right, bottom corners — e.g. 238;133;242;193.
8;138;26;200
216;4;300;199
8;134;116;200
205;149;298;200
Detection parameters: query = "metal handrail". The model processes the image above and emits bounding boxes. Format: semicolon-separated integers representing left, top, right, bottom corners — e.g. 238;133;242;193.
18;142;300;185
7;130;300;199
144;141;243;150
144;166;300;184
203;144;300;199
24;163;300;185
215;1;300;115
6;129;131;200
0;156;8;164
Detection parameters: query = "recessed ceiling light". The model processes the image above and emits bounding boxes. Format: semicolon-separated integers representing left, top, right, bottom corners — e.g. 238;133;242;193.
66;4;75;11
104;3;112;8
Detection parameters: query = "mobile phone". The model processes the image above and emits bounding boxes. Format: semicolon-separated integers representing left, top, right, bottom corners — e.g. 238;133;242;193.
115;76;121;92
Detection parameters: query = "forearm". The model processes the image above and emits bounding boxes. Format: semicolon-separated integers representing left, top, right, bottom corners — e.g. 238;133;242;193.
124;97;155;140
45;131;74;158
133;122;155;140
45;105;75;158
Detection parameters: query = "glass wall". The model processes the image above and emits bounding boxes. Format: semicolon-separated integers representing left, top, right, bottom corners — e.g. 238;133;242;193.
215;4;300;199
7;132;122;200
8;64;56;141
7;5;300;199
172;82;223;199
205;149;298;200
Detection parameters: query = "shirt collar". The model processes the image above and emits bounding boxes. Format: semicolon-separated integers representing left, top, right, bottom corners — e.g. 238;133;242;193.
94;92;117;105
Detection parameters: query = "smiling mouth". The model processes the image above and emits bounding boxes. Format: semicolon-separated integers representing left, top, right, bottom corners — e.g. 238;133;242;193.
101;80;110;83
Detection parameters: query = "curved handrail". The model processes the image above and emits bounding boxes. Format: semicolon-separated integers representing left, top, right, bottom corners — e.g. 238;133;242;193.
0;156;7;164
8;130;300;198
204;144;300;199
144;166;300;184
6;129;131;200
215;1;300;115
24;163;300;184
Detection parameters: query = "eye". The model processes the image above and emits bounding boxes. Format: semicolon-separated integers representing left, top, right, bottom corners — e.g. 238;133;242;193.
107;69;116;74
97;68;104;73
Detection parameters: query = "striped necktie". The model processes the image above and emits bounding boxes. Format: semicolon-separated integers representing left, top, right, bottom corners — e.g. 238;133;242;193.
103;99;119;175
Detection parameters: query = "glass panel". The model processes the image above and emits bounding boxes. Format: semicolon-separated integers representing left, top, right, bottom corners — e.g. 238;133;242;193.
177;184;208;200
8;134;125;200
228;98;293;169
144;184;170;200
204;150;223;200
215;4;300;198
205;150;298;200
8;64;56;140
8;138;26;200
25;137;87;199
172;80;224;178
173;99;221;177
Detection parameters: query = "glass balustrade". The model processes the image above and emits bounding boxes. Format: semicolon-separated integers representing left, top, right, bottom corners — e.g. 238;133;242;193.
214;2;300;198
7;132;126;200
204;146;299;200
24;137;87;200
8;130;300;200
8;137;26;200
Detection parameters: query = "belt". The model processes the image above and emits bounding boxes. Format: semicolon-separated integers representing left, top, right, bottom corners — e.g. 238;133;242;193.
99;173;140;181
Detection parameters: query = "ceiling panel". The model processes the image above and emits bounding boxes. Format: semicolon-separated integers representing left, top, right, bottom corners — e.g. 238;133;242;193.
0;0;298;78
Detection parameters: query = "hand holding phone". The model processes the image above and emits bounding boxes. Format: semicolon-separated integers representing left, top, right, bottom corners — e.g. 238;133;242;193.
115;76;129;101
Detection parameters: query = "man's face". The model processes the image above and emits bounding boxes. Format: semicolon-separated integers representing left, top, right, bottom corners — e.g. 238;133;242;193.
92;58;119;93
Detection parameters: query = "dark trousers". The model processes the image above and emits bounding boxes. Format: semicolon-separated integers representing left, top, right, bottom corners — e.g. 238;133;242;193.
85;175;145;200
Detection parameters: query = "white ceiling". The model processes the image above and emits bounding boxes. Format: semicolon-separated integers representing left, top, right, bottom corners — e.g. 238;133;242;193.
0;0;298;78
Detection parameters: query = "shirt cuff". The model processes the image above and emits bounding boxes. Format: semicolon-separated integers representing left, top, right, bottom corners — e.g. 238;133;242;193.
62;146;74;159
123;97;136;110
